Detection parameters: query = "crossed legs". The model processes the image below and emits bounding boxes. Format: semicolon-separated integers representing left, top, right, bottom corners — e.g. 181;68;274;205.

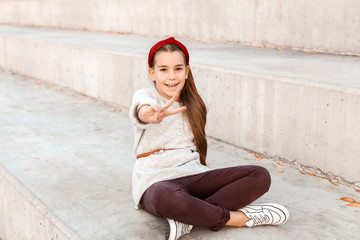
140;165;271;231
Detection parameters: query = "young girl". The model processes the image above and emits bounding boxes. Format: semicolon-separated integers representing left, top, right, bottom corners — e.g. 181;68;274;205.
129;37;289;240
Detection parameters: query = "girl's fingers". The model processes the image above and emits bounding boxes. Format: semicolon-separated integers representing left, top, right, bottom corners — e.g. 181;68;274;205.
154;111;159;122
151;104;160;112
149;104;159;121
152;112;165;124
164;106;187;117
146;94;185;122
162;93;179;110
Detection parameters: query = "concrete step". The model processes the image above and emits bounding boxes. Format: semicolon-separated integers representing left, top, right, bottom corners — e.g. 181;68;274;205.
0;0;359;55
1;70;360;240
0;25;359;184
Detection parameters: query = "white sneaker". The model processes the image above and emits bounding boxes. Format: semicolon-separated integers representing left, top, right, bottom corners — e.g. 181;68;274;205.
165;219;193;240
239;203;289;227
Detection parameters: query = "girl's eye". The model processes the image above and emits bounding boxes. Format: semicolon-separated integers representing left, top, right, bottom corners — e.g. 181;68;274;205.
176;68;183;71
160;69;167;72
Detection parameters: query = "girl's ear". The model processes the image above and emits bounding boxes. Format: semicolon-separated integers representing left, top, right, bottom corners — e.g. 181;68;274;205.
148;68;155;82
185;66;190;79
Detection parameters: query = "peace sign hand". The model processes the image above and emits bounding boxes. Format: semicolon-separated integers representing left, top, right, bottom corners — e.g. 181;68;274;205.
138;93;187;124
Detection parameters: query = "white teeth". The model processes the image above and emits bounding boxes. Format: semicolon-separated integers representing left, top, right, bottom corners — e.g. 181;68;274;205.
166;83;178;87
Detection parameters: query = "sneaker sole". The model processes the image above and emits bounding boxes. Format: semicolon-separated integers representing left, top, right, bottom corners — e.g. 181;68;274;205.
165;222;170;240
165;219;176;240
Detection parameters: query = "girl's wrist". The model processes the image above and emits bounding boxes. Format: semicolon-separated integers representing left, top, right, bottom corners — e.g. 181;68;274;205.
138;105;151;123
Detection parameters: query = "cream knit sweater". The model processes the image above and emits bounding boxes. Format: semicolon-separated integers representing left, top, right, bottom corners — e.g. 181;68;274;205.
129;88;210;208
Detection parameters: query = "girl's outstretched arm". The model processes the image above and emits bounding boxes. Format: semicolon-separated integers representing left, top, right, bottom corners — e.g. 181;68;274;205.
138;93;187;124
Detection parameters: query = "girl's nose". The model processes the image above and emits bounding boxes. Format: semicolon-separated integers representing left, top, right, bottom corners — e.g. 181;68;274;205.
168;70;176;79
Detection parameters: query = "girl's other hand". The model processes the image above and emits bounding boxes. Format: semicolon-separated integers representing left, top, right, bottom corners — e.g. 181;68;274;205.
138;93;186;123
138;93;187;124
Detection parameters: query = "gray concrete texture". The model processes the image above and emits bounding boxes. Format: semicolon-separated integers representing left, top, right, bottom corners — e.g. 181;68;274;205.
1;70;360;239
0;0;360;55
0;25;359;184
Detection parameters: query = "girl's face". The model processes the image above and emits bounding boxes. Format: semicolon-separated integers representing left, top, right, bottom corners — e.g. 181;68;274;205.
148;51;190;100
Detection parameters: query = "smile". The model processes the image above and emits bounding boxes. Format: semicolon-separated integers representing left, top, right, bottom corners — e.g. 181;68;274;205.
165;83;179;87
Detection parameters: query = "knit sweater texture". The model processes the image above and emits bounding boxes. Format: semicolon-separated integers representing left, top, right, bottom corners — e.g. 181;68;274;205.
129;88;210;208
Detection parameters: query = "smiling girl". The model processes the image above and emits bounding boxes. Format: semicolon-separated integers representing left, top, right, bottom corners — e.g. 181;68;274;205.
129;37;289;240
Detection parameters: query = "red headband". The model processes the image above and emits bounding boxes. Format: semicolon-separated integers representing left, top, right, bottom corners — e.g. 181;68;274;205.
148;37;189;67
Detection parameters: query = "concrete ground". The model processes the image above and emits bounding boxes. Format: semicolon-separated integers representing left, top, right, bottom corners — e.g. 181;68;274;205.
0;69;359;239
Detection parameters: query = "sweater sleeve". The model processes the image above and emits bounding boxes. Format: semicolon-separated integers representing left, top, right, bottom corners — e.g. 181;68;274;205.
129;88;158;129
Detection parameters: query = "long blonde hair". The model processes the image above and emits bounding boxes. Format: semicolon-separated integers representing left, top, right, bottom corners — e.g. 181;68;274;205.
150;44;208;165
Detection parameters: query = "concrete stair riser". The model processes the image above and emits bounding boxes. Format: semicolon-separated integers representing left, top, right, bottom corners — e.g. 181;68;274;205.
0;166;82;240
0;37;151;106
0;0;360;55
195;66;360;183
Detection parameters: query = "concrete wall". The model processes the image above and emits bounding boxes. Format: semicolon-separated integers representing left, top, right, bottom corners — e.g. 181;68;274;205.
194;66;360;185
1;27;359;184
0;36;150;107
0;166;82;240
0;0;359;55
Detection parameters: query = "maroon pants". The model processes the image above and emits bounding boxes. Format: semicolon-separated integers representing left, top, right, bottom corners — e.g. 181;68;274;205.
140;165;271;231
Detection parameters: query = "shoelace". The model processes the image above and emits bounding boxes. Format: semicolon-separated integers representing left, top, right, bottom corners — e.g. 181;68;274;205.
181;224;192;235
176;222;192;238
250;211;271;226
